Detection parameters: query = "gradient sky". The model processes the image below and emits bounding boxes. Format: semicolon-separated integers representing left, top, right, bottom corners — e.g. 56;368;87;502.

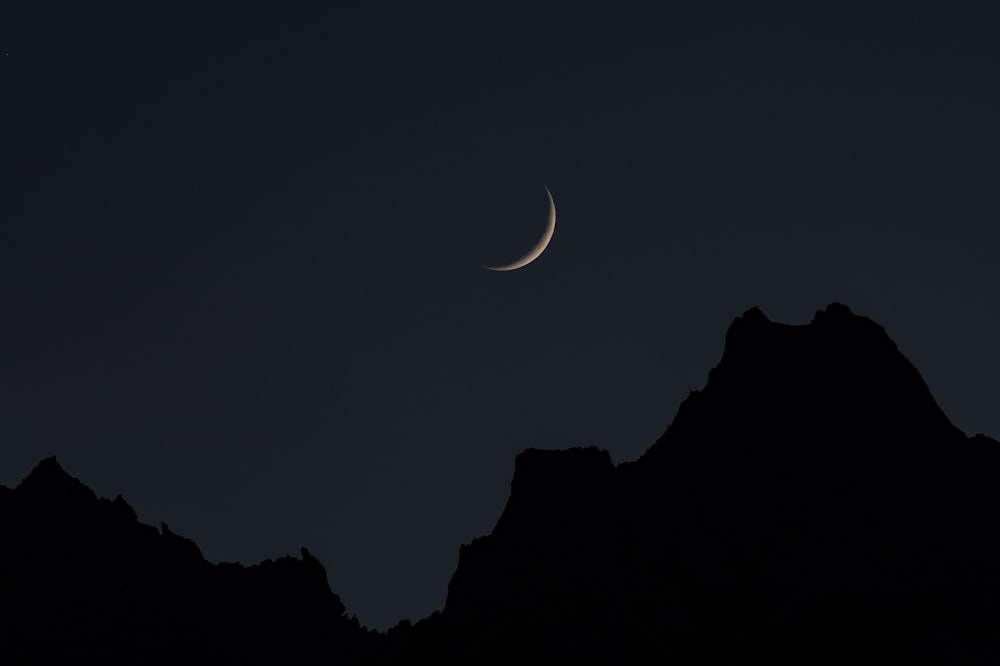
3;2;998;630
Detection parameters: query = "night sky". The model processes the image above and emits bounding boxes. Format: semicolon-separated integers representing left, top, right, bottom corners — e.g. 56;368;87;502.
4;2;998;630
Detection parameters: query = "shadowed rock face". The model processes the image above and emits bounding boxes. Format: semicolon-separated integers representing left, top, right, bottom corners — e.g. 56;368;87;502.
3;303;999;664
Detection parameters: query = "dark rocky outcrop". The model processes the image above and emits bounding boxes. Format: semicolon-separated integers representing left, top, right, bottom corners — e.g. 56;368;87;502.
4;303;999;664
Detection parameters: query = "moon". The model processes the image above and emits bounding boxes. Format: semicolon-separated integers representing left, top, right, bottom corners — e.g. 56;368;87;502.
481;186;556;271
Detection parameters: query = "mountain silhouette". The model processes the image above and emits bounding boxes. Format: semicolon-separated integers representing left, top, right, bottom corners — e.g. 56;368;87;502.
3;303;998;664
0;456;375;664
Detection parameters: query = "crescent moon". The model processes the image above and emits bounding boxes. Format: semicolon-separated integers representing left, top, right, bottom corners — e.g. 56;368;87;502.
482;186;556;271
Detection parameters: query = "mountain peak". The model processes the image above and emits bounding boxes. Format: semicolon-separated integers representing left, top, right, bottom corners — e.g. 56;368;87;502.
643;302;961;467
722;302;879;359
740;304;770;322
21;455;68;482
16;455;97;501
812;300;854;320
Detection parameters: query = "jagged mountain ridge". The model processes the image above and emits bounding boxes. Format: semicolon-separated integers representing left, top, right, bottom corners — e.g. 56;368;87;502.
3;303;998;664
0;456;374;664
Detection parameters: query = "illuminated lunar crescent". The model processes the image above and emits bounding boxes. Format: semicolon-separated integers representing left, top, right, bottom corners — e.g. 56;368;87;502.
482;186;556;271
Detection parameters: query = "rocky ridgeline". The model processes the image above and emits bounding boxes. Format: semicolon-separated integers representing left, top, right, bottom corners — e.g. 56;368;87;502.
3;303;998;664
0;456;376;664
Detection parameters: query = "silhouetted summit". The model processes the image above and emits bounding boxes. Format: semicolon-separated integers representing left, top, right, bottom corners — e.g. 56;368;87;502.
3;303;999;664
647;302;961;461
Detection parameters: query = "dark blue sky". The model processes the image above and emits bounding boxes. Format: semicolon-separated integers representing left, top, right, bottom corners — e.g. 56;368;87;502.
3;1;998;629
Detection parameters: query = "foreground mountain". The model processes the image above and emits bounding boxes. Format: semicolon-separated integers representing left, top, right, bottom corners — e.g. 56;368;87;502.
3;303;998;664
